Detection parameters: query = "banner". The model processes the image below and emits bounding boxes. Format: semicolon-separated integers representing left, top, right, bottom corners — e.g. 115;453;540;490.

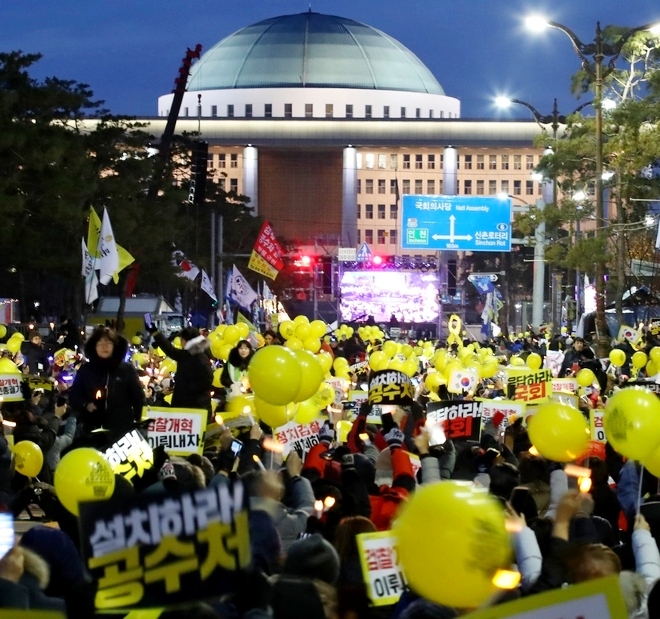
590;409;606;443
142;408;207;455
0;374;23;401
357;531;408;606
103;429;154;482
461;576;626;619
348;390;382;425
248;221;284;279
79;480;250;611
477;399;526;423
367;370;415;406
621;380;660;395
426;401;482;441
274;419;323;459
552;377;578;394
507;368;552;402
200;270;217;302
550;392;579;409
447;369;479;395
544;349;564;377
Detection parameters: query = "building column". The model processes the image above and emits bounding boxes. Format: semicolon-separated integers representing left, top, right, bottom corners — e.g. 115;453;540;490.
243;146;258;215
443;146;458;196
342;146;358;247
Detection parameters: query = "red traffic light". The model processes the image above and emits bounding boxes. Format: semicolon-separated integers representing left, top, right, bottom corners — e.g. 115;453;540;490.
372;255;383;266
300;255;312;267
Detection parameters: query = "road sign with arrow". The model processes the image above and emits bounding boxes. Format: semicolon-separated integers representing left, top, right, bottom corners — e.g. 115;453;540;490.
401;195;512;252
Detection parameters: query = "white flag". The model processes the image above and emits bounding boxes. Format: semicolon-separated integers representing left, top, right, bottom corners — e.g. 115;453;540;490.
98;208;119;285
655;221;660;250
84;269;99;304
227;264;258;309
262;281;274;300
200;270;217;302
81;238;95;278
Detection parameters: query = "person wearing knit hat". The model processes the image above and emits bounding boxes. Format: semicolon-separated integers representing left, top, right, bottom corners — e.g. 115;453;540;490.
282;534;340;585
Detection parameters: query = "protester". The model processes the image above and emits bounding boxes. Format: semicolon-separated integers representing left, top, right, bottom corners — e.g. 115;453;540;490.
220;339;254;397
20;331;50;377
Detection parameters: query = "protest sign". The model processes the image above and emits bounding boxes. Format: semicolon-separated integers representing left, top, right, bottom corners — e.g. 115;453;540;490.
79;480;251;611
357;530;408;606
550;392;579;409
24;374;54;392
274;419;323;459
622;380;660;395
461;575;626;619
103;429;154;482
477;399;526;423
426;401;482;441
650;319;660;336
552;377;578;394
142;408;207;456
507;368;552;403
327;377;349;405
368;370;415;406
590;409;606;443
0;374;22;401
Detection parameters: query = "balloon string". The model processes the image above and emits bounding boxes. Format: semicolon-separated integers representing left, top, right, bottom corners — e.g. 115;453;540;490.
638;464;645;515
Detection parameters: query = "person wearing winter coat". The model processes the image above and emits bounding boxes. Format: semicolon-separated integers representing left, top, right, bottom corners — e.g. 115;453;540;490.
150;327;213;413
20;331;50;377
68;327;145;443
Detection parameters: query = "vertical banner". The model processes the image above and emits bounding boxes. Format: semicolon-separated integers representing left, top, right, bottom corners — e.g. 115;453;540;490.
590;410;606;443
79;481;250;611
357;531;408;607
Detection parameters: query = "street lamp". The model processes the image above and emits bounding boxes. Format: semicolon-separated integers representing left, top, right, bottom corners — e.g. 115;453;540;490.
525;16;660;352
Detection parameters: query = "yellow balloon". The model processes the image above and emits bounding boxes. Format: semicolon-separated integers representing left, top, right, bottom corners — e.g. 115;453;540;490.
224;394;255;416
303;337;321;353
295;323;312;341
212;368;223;388
604;388;660;460
223;325;240;346
395;482;511;608
0;325;6;339
527;402;590;462
643;444;660;477
651;347;660;365
219;343;233;362
172;337;182;349
248;346;302;405
293;350;324;403
609;349;626;368
333;356;349;370
632;351;648;370
236;323;250;339
576;368;595;388
254;396;289;428
481;359;499;379
316;351;333;374
383;341;397;358
132;352;149;368
309;320;327;339
510;356;525;367
131;335;142;346
526;353;542;371
210;339;225;359
0;357;21;374
164;393;172;405
401;344;413;358
336;419;353;443
294;399;320;425
284;337;303;351
214;324;227;336
6;338;21;354
312;382;335;409
293;315;309;327
54;448;116;516
647;360;658;377
160;358;177;376
10;332;24;341
369;351;388;372
403;358;419;377
425;372;443;391
13;441;43;477
389;358;406;372
279;320;295;340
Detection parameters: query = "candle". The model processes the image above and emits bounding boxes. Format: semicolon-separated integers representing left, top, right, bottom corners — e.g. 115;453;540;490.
492;569;521;590
252;455;266;471
95;389;103;400
314;500;323;519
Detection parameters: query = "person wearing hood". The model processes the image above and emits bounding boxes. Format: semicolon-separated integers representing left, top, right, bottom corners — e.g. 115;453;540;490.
20;331;50;377
68;326;145;443
149;326;214;413
220;339;254;398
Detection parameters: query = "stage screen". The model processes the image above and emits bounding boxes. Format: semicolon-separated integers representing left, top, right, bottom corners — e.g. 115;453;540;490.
340;270;440;323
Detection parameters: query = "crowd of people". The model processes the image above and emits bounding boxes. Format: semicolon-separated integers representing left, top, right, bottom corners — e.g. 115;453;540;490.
0;317;659;618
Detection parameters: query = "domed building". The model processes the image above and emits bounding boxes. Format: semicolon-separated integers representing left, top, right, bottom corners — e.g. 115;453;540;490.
149;11;545;328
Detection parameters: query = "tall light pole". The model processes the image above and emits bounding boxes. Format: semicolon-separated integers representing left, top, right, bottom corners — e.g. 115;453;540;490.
525;16;660;353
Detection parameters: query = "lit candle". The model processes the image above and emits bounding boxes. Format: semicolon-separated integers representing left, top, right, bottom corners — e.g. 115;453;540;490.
492;569;521;590
95;389;103;400
314;499;323;519
252;454;266;471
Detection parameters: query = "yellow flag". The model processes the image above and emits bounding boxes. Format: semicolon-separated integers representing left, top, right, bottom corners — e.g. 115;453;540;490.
88;207;135;283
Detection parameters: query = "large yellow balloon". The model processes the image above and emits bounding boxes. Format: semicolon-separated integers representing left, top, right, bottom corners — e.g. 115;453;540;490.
223;325;240;346
425;372;443;391
576;368;595;388
13;441;43;477
236;323;250;339
481;359;499;379
10;332;24;342
131;335;142;346
509;356;525;367
284;337;304;351
54;448;116;516
212;368;223;389
528;402;590;462
632;351;648;370
333;356;349;371
0;325;6;339
293;315;309;327
395;482;511;608
293;350;324;403
309;320;327;339
643;444;660;477
604;388;660;460
6;338;21;354
218;343;233;362
0;358;21;374
526;353;542;371
248;346;302;405
254;396;289;428
382;341;397;358
647;360;658;377
224;394;255;417
403;358;419;378
279;320;295;340
210;339;225;360
312;382;335;409
316;351;333;374
609;349;626;368
295;323;312;341
294;399;320;425
650;347;660;365
303;337;321;354
369;351;388;372
160;358;177;376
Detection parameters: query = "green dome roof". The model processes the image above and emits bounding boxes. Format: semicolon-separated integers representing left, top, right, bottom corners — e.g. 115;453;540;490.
187;12;444;95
